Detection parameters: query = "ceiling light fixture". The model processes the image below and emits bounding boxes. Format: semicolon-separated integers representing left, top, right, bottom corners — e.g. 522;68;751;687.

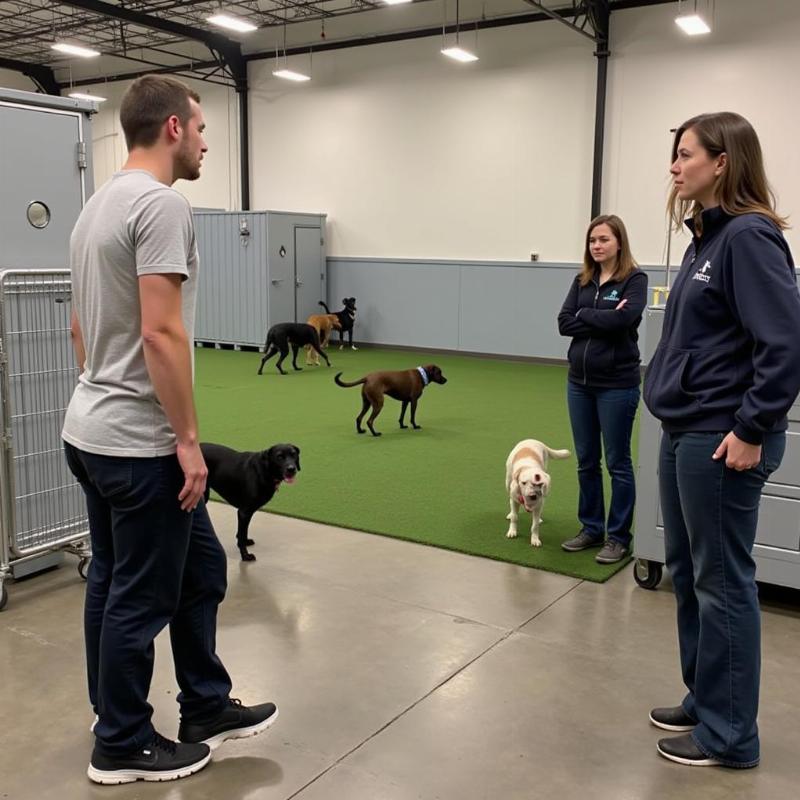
441;46;479;62
207;13;258;33
51;42;100;58
68;92;107;102
675;1;712;35
441;0;478;63
272;12;311;83
272;68;311;82
382;1;414;5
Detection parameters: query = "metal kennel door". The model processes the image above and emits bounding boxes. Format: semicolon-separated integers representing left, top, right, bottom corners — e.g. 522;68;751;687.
294;226;325;323
0;270;88;558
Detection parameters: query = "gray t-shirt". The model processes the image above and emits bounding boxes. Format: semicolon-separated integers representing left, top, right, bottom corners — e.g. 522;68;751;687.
62;170;198;457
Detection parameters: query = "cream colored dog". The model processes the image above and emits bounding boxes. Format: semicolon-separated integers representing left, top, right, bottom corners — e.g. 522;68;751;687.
505;439;571;547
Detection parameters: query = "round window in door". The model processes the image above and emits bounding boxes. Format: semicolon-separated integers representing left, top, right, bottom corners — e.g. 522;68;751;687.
26;201;51;229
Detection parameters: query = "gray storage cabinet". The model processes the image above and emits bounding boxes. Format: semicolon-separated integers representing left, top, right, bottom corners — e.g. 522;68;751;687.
633;307;800;590
194;210;327;348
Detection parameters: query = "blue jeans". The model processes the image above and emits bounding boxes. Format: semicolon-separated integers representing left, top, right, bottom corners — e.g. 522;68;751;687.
64;443;233;756
566;381;639;546
659;431;785;767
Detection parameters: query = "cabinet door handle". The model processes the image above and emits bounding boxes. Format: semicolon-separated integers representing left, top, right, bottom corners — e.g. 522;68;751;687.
271;279;283;285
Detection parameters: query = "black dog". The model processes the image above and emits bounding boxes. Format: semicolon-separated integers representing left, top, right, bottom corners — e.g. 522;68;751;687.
258;322;330;375
201;442;301;561
319;298;357;350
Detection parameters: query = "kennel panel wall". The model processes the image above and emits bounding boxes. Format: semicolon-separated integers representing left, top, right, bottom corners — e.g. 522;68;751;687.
327;258;667;360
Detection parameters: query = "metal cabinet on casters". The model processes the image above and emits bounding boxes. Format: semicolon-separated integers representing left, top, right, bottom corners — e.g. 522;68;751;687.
193;210;327;348
633;306;800;591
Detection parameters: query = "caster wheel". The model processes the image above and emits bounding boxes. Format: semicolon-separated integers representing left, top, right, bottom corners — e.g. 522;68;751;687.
633;559;663;590
0;583;8;611
78;557;91;581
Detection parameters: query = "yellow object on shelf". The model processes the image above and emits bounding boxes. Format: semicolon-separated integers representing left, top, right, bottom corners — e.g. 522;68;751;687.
651;286;670;306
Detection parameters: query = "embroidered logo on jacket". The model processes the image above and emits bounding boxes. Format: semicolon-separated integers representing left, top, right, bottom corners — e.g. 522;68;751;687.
603;288;620;301
692;260;712;283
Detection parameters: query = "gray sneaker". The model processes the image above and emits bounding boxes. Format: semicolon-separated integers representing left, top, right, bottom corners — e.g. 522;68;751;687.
595;540;628;564
561;531;603;552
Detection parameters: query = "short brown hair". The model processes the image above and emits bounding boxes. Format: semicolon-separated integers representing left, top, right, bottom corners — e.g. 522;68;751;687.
669;112;787;231
120;75;200;150
579;214;638;287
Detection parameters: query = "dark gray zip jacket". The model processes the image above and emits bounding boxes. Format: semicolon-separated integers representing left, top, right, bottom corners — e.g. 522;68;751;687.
643;208;800;444
558;269;648;388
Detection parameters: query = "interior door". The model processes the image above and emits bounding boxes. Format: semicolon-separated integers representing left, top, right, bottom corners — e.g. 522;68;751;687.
0;104;85;269
294;226;323;323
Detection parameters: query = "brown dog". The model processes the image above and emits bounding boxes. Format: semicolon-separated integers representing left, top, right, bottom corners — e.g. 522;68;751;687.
305;313;341;365
334;365;447;436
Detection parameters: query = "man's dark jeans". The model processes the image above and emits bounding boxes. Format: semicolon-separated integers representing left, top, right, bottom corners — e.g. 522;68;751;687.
64;442;232;756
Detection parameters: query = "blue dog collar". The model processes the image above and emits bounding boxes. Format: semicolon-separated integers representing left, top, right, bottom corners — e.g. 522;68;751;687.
417;366;429;386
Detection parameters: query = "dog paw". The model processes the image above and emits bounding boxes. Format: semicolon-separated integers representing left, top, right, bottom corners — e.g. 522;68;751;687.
242;553;257;562
412;424;421;430
530;536;542;547
506;529;518;539
246;538;255;546
351;346;358;351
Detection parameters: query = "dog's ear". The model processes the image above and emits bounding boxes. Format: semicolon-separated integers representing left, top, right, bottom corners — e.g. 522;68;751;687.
293;445;301;471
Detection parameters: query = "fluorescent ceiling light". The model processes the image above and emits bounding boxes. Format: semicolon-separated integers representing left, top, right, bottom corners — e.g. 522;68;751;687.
675;14;711;35
441;46;479;63
51;42;100;58
272;69;311;82
68;92;107;102
207;13;258;33
382;1;414;5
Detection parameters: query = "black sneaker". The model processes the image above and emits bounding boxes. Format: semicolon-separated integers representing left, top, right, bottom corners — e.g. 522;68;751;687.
649;705;697;732
595;540;628;564
87;733;210;785
178;699;279;751
561;531;603;552
656;734;723;767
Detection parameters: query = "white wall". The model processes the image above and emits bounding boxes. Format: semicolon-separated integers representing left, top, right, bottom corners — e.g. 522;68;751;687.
249;22;597;262
23;0;796;263
0;70;39;91
604;0;800;263
78;77;240;211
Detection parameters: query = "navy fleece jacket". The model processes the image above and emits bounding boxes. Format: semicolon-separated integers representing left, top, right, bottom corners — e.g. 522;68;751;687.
643;207;800;444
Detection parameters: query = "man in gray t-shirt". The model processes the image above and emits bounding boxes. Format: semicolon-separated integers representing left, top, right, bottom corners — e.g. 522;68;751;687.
63;76;277;787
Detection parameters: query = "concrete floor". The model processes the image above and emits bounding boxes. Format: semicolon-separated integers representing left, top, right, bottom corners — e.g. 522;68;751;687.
1;503;799;800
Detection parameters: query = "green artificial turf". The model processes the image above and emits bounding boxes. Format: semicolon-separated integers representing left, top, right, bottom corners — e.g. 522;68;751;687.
195;345;638;582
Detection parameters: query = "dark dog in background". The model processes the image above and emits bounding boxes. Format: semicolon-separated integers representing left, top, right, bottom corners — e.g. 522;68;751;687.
201;442;301;561
319;298;357;350
258;322;330;375
334;365;447;436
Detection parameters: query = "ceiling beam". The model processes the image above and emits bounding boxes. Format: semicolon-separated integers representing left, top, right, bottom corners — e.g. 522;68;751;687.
57;0;236;55
0;56;60;95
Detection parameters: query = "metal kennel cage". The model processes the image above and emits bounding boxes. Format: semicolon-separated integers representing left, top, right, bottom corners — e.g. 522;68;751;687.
0;270;89;610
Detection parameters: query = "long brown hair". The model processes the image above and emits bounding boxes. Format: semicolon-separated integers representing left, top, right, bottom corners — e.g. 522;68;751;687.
120;75;201;150
579;214;638;287
669;112;787;232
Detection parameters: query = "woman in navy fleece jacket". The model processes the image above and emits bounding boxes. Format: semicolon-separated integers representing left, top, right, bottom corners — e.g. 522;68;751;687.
644;112;800;769
557;215;648;565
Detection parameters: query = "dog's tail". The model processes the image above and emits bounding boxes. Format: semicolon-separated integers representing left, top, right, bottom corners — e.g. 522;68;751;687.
334;372;367;388
544;447;571;460
318;300;331;313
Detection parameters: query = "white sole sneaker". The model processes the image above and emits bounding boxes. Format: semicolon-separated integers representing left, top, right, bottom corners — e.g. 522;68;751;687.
656;742;721;767
648;712;696;732
202;707;279;751
87;751;211;785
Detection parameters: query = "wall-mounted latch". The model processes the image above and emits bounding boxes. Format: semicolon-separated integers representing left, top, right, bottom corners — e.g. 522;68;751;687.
239;217;250;247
